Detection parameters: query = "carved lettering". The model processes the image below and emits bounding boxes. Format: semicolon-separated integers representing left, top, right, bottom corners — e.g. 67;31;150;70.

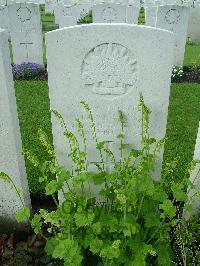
165;9;180;24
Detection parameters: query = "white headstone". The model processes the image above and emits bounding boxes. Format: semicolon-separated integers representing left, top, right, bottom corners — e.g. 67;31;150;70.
92;3;127;23
8;3;43;65
46;24;173;182
156;5;190;65
69;3;92;20
187;7;200;44
185;122;200;218
144;0;156;7
0;29;31;232
35;0;45;4
145;5;158;26
0;0;6;5
0;6;9;32
59;13;77;27
45;0;57;14
126;4;141;24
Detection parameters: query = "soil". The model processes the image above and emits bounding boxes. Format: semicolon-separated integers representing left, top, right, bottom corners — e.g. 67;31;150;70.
0;232;63;266
0;195;62;266
173;66;200;83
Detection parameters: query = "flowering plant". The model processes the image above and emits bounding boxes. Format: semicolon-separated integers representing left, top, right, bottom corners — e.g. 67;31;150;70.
4;96;197;266
171;65;184;82
12;62;44;80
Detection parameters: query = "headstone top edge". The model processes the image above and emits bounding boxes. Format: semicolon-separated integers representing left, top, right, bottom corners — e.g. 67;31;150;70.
45;23;175;38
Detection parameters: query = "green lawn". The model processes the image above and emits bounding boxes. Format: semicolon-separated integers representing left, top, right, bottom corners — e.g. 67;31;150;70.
15;81;53;195
14;81;200;196
164;83;200;184
184;44;200;67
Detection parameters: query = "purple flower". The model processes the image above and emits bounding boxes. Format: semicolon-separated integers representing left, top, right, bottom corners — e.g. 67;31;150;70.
12;62;44;80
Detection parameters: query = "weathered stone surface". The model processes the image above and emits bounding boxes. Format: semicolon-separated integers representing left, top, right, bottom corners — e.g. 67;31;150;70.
92;3;127;23
185;123;200;219
45;0;57;14
187;7;200;44
55;5;77;27
0;29;31;232
59;15;77;28
126;4;141;24
156;5;189;65
0;0;6;5
0;5;9;32
8;3;43;65
145;5;157;26
46;24;173;182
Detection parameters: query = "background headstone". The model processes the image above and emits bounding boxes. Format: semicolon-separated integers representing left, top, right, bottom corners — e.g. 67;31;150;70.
185;122;200;219
187;7;200;44
45;0;57;14
8;3;44;65
145;5;158;26
126;4;141;24
0;5;9;32
0;0;6;5
156;5;190;65
0;29;31;232
92;3;127;23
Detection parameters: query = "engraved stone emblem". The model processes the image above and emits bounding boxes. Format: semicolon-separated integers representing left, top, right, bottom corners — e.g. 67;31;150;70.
82;43;137;96
17;7;32;22
165;9;180;24
102;7;117;22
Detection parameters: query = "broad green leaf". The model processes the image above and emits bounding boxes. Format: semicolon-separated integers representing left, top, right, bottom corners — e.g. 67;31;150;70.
159;200;176;218
45;180;58;195
16;207;30;223
156;242;173;266
31;213;42;234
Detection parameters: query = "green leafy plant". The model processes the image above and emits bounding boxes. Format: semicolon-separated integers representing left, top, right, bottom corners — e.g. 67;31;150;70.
0;172;30;223
1;96;199;265
78;10;93;24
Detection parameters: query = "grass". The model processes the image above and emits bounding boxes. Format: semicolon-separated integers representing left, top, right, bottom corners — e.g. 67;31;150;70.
14;81;200;196
184;44;200;67
40;4;56;34
15;81;54;195
163;83;200;184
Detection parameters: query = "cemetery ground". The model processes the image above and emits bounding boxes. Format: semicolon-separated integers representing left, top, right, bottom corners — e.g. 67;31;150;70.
2;7;200;266
1;71;197;265
9;53;200;266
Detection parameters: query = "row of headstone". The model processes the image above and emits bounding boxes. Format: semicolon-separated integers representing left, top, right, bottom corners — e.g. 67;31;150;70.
145;2;200;44
63;2;188;66
0;1;198;65
1;13;200;231
54;1;92;27
1;20;173;230
54;1;141;28
0;2;44;65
